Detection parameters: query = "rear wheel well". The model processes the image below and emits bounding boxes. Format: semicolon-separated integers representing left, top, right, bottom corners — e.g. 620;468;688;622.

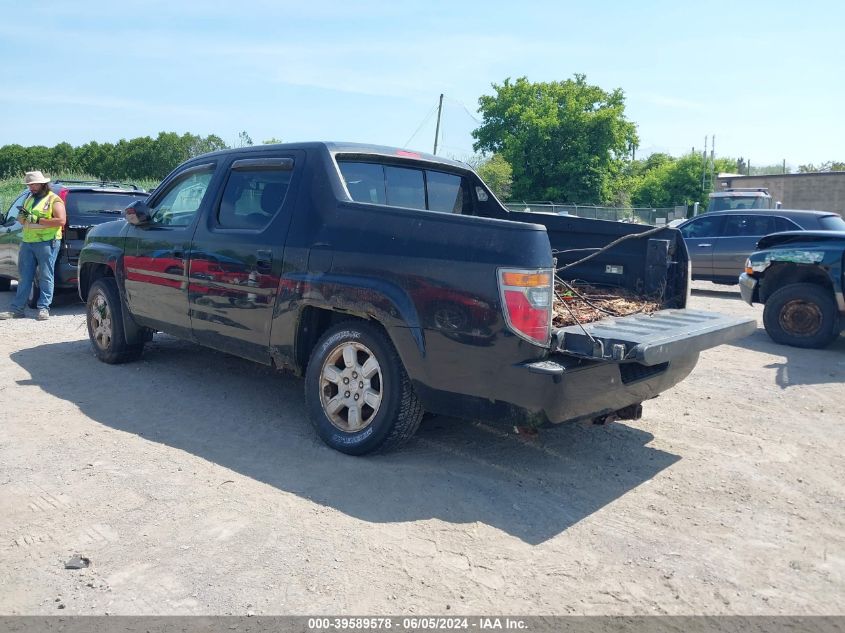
79;263;115;302
295;307;389;375
760;263;833;303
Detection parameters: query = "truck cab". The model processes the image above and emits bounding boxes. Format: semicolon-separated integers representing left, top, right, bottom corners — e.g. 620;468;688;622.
707;188;778;212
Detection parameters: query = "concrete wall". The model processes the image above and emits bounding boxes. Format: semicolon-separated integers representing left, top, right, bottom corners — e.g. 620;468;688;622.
717;172;845;217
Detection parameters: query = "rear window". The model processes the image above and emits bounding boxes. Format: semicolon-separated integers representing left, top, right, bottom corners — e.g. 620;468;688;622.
338;160;468;214
65;191;148;215
819;215;845;231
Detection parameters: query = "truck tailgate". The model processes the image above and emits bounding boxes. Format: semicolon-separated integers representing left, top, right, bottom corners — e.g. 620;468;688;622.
553;309;756;365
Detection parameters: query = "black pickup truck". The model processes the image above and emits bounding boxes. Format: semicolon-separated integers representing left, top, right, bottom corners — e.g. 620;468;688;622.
78;142;755;454
740;231;845;348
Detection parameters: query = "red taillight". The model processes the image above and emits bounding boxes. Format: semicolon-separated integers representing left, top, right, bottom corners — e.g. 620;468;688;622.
58;189;69;202
498;268;553;346
396;150;421;158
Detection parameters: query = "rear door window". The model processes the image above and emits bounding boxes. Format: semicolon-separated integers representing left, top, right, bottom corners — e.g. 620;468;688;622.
772;216;801;232
723;214;774;237
217;160;293;229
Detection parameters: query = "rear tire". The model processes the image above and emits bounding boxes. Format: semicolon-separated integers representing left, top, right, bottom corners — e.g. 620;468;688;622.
304;320;424;455
763;283;839;349
86;278;144;363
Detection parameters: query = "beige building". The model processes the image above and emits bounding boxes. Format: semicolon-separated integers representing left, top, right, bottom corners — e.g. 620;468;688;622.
717;172;845;217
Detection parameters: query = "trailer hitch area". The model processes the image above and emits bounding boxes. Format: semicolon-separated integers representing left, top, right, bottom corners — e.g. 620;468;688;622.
592;403;643;425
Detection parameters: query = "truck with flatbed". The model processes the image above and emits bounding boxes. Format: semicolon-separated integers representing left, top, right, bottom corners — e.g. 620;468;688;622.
740;231;845;348
78;142;756;454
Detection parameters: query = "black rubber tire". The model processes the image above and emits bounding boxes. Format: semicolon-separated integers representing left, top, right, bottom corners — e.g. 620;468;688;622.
304;320;424;455
0;277;10;291
763;283;839;349
86;278;144;364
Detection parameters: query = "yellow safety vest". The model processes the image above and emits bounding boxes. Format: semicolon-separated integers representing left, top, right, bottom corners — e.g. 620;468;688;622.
22;191;63;243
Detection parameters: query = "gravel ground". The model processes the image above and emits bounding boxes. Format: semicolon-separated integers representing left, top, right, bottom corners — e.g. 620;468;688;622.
0;281;843;615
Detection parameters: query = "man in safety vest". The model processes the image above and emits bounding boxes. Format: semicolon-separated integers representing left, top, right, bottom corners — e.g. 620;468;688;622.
0;171;67;320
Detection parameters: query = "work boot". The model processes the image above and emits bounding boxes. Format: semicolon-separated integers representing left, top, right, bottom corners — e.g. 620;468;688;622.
0;310;26;320
36;309;50;321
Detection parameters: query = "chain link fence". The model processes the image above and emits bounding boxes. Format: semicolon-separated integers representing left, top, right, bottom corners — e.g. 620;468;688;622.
504;202;690;225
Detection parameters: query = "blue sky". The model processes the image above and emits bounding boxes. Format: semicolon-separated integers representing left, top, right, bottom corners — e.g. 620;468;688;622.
1;0;843;169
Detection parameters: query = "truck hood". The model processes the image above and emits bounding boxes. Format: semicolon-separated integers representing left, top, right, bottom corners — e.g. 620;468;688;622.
757;230;845;250
85;218;128;240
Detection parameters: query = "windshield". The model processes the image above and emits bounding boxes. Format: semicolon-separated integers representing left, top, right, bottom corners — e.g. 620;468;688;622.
707;196;770;212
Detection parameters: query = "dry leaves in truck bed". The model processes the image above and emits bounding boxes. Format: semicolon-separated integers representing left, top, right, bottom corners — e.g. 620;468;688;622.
553;281;661;328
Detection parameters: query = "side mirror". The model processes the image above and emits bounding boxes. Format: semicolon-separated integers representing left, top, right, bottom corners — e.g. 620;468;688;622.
125;199;153;226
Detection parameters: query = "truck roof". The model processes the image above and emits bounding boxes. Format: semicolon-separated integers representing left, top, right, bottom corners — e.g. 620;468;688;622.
192;141;471;170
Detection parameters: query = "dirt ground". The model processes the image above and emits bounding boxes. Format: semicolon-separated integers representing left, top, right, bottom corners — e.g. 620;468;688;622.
0;281;843;616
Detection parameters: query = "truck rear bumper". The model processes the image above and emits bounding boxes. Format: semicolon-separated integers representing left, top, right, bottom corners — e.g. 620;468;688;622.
515;353;699;424
415;353;699;427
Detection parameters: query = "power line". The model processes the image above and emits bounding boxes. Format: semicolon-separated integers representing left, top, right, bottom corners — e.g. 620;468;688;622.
443;95;481;124
403;103;438;149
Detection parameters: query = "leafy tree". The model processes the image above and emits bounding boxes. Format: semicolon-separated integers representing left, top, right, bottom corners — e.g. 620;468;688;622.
475;154;513;200
798;161;845;173
237;131;254;147
630;153;737;208
472;75;638;204
262;137;284;145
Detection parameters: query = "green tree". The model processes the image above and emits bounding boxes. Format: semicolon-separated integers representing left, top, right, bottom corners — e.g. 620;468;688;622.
237;131;253;147
262;137;284;145
475;154;513;200
631;153;737;208
472;75;638;204
798;161;845;173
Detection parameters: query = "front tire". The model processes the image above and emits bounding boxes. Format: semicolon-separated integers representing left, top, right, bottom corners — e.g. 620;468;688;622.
304;321;424;455
86;278;144;363
763;283;839;349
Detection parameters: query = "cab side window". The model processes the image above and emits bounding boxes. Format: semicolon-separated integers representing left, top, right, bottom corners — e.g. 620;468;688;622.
218;167;292;229
680;215;723;238
151;166;215;227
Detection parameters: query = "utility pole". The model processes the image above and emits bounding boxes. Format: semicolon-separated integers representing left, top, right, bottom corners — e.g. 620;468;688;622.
433;93;444;155
701;135;708;193
709;134;715;193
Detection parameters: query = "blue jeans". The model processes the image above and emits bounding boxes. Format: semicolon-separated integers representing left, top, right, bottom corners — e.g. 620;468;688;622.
12;239;60;311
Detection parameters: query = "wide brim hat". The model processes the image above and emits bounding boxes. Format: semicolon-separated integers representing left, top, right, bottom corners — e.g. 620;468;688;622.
24;171;51;185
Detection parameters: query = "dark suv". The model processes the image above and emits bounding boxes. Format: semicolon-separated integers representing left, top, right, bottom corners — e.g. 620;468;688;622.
678;209;845;284
0;180;149;304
